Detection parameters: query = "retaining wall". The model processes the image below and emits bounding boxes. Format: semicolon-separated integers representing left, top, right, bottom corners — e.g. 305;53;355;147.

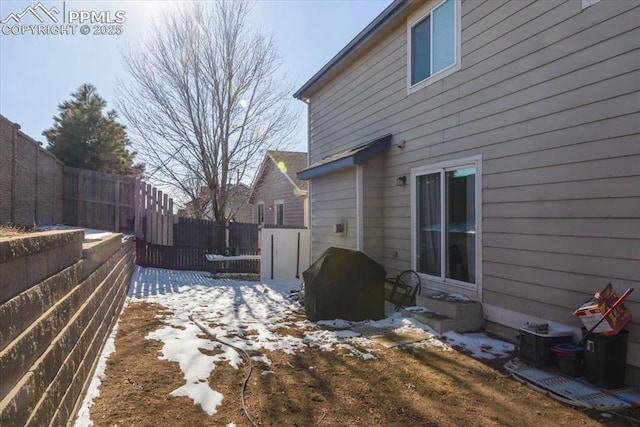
0;229;134;426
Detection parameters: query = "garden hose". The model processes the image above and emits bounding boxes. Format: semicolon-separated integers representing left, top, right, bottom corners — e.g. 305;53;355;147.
188;314;259;427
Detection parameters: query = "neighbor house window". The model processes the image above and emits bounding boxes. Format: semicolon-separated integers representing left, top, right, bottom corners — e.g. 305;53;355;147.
408;0;458;89
412;157;480;287
275;200;284;226
257;202;264;225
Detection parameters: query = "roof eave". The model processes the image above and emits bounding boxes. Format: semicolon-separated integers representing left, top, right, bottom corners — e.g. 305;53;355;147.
293;0;409;100
297;134;392;180
248;156;271;202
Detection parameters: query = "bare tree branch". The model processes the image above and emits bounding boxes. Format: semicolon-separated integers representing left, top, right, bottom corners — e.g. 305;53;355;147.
117;0;297;220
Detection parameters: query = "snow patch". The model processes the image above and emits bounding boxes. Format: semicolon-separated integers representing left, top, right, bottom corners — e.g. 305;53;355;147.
443;331;515;359
39;224;127;241
79;266;517;423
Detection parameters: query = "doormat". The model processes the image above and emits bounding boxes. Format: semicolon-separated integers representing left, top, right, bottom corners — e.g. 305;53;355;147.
351;326;432;348
505;358;640;409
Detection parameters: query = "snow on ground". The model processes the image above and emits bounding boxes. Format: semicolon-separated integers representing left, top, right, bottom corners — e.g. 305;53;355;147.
442;331;515;359
39;224;129;241
79;266;515;422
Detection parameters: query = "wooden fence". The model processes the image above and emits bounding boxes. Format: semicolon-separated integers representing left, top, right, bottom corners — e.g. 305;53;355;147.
134;180;174;245
62;166;259;273
136;218;259;273
63;167;137;233
63;167;176;241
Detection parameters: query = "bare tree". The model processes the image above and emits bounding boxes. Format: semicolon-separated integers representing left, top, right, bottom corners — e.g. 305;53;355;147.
118;0;297;221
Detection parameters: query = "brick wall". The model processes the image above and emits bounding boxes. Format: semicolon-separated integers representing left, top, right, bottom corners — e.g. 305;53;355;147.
0;230;134;426
0;115;63;226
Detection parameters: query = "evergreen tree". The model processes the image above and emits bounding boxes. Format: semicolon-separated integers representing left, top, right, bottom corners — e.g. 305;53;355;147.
44;84;143;175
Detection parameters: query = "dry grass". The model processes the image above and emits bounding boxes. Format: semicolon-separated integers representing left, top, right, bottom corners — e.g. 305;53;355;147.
87;301;640;427
0;223;37;239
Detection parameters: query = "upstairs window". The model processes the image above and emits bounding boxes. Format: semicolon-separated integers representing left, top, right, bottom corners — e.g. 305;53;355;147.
408;0;458;89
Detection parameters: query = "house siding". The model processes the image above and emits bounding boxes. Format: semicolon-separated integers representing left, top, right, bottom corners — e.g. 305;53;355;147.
251;161;307;228
310;167;357;260
231;203;253;223
362;155;384;265
304;0;640;375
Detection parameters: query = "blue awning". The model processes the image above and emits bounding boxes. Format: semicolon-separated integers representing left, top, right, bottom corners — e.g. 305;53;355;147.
297;134;392;180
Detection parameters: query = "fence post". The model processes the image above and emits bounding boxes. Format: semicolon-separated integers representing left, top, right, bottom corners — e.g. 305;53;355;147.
114;176;120;232
77;171;84;227
152;187;158;244
155;189;161;245
225;222;230;255
134;179;140;238
146;183;152;243
168;198;174;246
162;193;169;245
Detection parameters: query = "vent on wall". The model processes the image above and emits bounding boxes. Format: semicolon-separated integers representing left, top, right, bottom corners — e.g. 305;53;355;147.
333;221;347;236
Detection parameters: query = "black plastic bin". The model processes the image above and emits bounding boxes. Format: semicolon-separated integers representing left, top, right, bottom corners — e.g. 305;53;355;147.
584;329;629;389
552;343;585;377
518;325;573;367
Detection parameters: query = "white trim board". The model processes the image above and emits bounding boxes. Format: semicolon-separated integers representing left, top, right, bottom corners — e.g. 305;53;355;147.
356;165;364;252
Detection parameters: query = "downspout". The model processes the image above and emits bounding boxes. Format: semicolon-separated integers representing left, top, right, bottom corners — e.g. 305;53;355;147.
356;165;363;252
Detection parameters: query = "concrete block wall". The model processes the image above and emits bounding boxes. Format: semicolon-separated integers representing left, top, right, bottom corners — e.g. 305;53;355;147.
0;115;64;227
0;229;134;426
0;117;13;223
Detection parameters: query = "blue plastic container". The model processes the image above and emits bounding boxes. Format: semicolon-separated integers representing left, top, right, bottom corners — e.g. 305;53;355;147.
552;343;585;377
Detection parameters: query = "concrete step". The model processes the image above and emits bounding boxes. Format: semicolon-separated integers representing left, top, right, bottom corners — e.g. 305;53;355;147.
401;307;456;334
414;292;483;333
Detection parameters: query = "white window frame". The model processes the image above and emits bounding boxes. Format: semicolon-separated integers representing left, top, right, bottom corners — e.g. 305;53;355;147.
410;155;482;292
406;0;461;95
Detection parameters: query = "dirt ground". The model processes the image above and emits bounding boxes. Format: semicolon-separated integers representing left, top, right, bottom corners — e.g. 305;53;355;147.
88;301;640;427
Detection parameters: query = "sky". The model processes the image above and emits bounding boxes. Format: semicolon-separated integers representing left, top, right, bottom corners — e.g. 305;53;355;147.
0;0;392;157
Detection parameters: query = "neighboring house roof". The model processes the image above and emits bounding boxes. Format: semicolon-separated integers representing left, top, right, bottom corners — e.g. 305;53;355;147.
297;134;392;180
227;182;251;200
184;183;251;219
196;182;250;199
294;0;413;100
250;151;308;202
